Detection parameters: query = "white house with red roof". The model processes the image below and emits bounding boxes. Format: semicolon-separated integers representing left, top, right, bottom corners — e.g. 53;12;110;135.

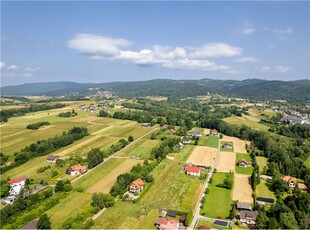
185;166;201;177
67;164;87;175
282;175;308;190
9;176;27;196
211;129;218;135
130;178;145;193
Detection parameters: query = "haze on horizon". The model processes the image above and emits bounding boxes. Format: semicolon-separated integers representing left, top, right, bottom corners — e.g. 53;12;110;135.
1;1;310;87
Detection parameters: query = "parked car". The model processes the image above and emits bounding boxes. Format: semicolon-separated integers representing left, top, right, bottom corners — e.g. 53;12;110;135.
2;195;16;204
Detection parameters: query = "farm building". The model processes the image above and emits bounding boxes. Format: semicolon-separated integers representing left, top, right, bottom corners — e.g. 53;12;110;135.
257;197;274;206
67;164;87;175
184;166;200;177
181;136;191;144
238;159;252;167
239;210;259;225
236;202;252;211
46;155;59;163
129;178;145;193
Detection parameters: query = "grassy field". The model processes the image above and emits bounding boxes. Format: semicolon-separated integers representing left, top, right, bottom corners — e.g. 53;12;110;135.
256;180;275;199
224;116;269;131
94;146;203;229
235;153;253;175
198;136;209;146
256;156;268;173
204;135;219;148
201;173;233;219
117;138;161;159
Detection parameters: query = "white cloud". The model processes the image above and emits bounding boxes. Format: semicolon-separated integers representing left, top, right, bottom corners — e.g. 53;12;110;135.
67;33;130;57
260;66;271;73
68;33;245;73
189;43;242;58
24;67;41;72
273;27;293;35
242;28;255;35
275;66;291;73
235;56;259;63
0;61;5;69
7;65;19;70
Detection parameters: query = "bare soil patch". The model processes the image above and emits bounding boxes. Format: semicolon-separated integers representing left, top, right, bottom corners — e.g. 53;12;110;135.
232;173;253;203
87;159;143;193
186;146;217;167
203;128;211;135
221;135;247;153
216;151;236;173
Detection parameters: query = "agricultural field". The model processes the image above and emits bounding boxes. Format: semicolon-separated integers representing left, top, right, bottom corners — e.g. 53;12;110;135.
216;152;236;173
186;146;217;168
232;174;253;203
117;138;160;159
256;179;276;200
221;135;249;154
224;115;269;131
200;173;233;219
235;153;253;175
93;146;204;229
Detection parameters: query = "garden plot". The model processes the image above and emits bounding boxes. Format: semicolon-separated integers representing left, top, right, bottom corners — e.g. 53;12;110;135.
186;146;217;167
216;152;236;173
232;173;253;203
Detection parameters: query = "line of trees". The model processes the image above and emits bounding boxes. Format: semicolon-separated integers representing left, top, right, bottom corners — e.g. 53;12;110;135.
26;121;50;130
59;109;77;117
0;103;66;122
0;127;88;174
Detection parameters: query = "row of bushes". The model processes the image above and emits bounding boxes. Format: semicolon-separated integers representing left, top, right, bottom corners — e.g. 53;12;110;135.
26;121;50;130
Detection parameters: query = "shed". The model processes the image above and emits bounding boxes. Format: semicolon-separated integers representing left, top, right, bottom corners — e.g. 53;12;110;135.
166;210;177;218
236;202;252;211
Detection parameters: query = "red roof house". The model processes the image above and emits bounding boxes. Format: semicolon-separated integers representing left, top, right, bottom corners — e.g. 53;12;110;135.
156;218;179;230
130;178;145;193
298;183;308;191
10;176;27;185
185;166;200;176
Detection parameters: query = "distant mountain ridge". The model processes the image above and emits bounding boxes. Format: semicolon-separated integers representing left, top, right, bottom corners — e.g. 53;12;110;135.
1;78;310;103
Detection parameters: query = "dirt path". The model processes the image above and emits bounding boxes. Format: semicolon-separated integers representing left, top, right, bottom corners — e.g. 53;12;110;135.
1;130;28;139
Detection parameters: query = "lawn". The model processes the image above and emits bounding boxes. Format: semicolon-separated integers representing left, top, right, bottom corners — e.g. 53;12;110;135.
200;173;233;219
256;180;275;199
235;153;253;175
198;136;209;146
204;135;219;148
117;138;160;159
256;156;268;173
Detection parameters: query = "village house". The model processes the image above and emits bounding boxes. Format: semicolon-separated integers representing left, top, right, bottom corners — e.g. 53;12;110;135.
46;155;59;163
67;164;87;175
129;178;145;194
142;123;152;127
3;176;28;202
10;176;27;187
155;218;179;230
211;129;218;135
282;176;307;190
161;124;170;129
239;210;259;225
185;166;201;177
174;143;184;149
181;136;191;144
191;131;202;137
238;159;252;167
169;129;176;135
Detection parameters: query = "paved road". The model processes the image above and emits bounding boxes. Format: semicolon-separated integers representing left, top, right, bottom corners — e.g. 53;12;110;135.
189;135;229;229
71;127;158;184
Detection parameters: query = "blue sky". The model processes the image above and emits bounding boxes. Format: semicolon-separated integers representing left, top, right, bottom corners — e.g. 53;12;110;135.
1;1;310;86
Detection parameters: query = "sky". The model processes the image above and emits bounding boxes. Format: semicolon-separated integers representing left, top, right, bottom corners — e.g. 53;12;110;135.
1;1;310;86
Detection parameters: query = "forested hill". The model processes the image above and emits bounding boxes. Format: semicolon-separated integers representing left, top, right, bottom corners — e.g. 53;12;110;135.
1;78;310;103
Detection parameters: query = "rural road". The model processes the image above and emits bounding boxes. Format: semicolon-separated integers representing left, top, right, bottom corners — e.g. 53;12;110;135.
71;127;158;184
189;134;230;229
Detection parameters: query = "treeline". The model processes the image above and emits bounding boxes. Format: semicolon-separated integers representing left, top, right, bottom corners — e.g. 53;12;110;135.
0;103;66;122
276;123;310;139
112;110;155;125
26;121;50;130
59;109;77;117
0;127;88;174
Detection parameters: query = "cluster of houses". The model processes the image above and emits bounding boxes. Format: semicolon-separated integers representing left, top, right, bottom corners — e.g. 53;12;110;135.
161;124;176;135
282;175;307;191
79;104;99;113
2;176;27;204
